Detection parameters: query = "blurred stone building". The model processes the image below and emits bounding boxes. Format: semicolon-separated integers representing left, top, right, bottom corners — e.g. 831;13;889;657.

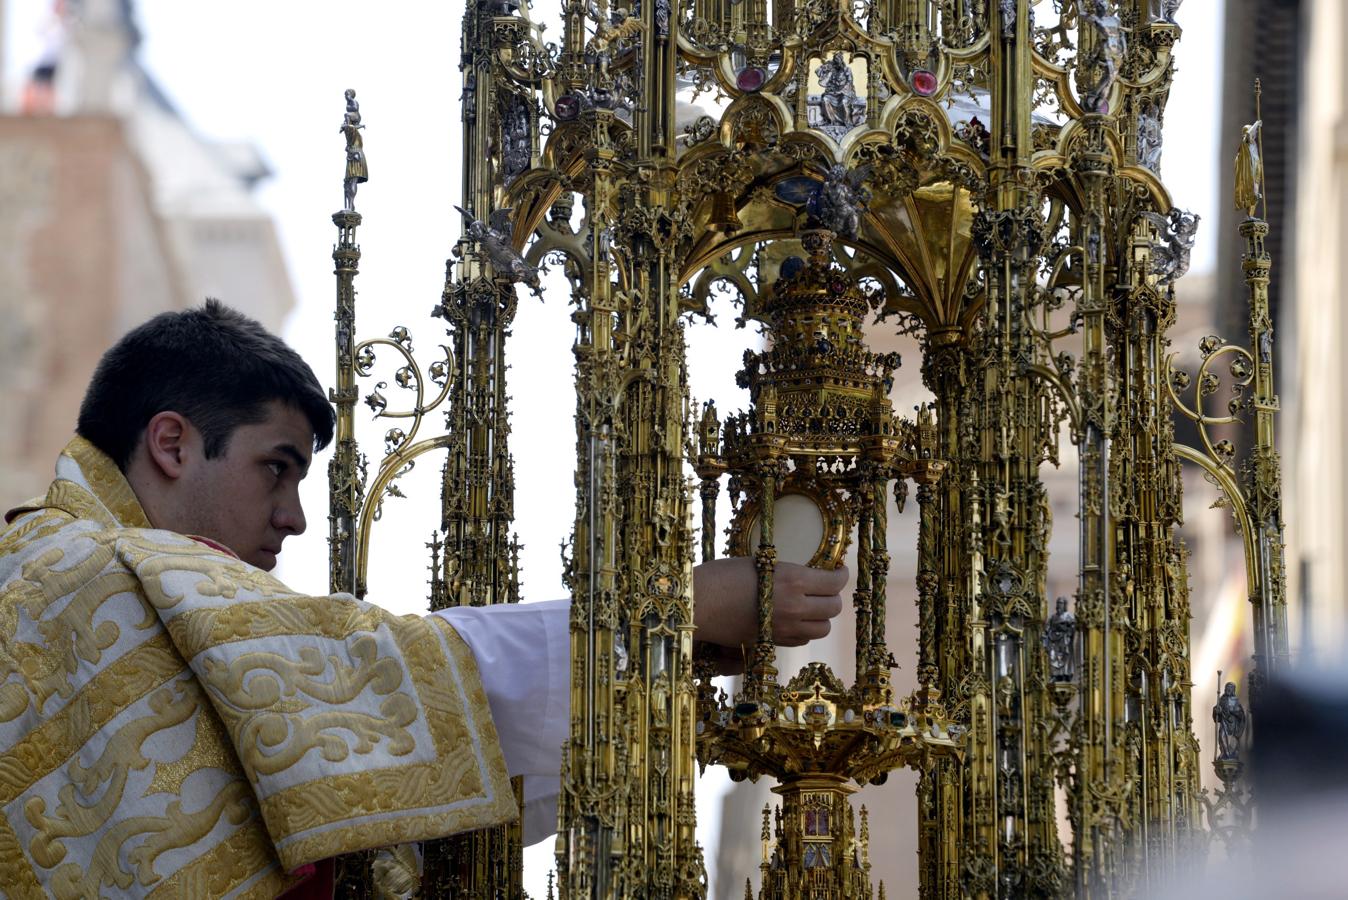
1282;0;1348;659
0;0;292;502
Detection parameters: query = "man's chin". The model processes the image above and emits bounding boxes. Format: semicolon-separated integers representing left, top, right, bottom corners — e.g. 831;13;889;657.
252;549;278;571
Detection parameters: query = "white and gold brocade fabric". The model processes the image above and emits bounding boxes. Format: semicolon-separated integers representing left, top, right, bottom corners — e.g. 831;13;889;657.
0;438;516;898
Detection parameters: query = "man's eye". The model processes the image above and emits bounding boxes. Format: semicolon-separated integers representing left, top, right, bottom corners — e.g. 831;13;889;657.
266;461;286;478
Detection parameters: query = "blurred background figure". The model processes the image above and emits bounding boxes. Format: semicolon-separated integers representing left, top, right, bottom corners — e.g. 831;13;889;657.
17;0;62;115
1252;666;1348;808
0;0;291;507
1153;663;1348;899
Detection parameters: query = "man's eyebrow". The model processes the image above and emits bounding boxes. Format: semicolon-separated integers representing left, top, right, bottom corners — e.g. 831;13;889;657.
274;443;311;475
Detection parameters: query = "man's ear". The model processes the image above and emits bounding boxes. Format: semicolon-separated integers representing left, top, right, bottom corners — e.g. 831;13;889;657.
142;411;192;480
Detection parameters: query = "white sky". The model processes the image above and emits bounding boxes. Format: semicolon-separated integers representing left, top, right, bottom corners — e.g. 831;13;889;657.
1;2;1224;896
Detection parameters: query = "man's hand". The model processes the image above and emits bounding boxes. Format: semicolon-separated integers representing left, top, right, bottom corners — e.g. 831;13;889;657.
691;556;847;667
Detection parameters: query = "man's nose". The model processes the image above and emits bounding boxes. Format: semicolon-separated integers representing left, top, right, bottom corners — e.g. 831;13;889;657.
275;496;307;536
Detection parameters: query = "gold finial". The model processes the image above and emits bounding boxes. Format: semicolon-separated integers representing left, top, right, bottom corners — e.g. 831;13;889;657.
859;804;870;866
1234;80;1265;218
340;89;368;212
760;803;772;862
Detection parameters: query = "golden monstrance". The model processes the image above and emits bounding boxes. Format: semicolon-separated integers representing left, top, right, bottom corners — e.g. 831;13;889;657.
325;1;1283;897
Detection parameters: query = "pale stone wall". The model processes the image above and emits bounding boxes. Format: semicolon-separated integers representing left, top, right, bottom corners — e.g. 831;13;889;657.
1286;0;1348;660
164;216;294;329
0;116;185;504
0;0;298;509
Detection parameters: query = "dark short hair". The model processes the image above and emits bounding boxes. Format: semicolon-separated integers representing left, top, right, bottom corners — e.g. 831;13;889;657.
78;299;335;469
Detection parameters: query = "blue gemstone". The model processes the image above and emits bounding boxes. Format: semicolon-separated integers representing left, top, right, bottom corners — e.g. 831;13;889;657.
774;177;820;206
780;256;805;280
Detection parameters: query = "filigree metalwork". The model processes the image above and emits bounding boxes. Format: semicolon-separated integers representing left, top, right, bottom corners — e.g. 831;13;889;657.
350;324;455;583
322;4;1283;897
1165;333;1253;478
696;240;959;898
326;21;530;886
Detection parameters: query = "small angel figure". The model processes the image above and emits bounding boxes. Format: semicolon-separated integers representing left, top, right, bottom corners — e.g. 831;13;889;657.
455;205;543;296
1235;119;1263;217
955;115;992;158
341;89;368;211
1142;208;1200;285
585;2;644;84
806;164;871;239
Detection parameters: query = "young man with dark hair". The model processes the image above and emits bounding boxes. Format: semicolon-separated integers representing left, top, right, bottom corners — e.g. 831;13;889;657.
74;299;337;570
78;299;337;472
0;300;845;898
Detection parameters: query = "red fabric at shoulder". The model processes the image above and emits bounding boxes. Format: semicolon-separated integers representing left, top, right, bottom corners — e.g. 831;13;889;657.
186;534;241;559
279;859;334;899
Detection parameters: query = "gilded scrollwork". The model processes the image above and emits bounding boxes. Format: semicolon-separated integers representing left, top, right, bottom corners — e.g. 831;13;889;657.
318;4;1283;897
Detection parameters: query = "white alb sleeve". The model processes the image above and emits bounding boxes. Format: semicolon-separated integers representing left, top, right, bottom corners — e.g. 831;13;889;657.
433;599;569;845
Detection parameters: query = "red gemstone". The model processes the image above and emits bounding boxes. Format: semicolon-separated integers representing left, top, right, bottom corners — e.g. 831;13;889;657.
912;70;937;96
736;67;767;92
555;94;580;120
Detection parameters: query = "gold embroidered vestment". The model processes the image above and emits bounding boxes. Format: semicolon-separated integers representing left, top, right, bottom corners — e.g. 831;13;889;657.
0;438;516;897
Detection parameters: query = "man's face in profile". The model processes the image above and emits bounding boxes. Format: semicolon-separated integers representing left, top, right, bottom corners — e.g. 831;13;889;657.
181;400;313;570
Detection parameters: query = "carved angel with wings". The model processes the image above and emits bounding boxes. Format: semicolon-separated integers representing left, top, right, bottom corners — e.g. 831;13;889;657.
585;1;644;82
455;206;543;296
1142;208;1200;285
806;164;872;239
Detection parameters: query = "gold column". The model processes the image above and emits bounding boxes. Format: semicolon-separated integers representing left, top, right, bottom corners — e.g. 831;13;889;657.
329;205;361;598
1240;213;1289;704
